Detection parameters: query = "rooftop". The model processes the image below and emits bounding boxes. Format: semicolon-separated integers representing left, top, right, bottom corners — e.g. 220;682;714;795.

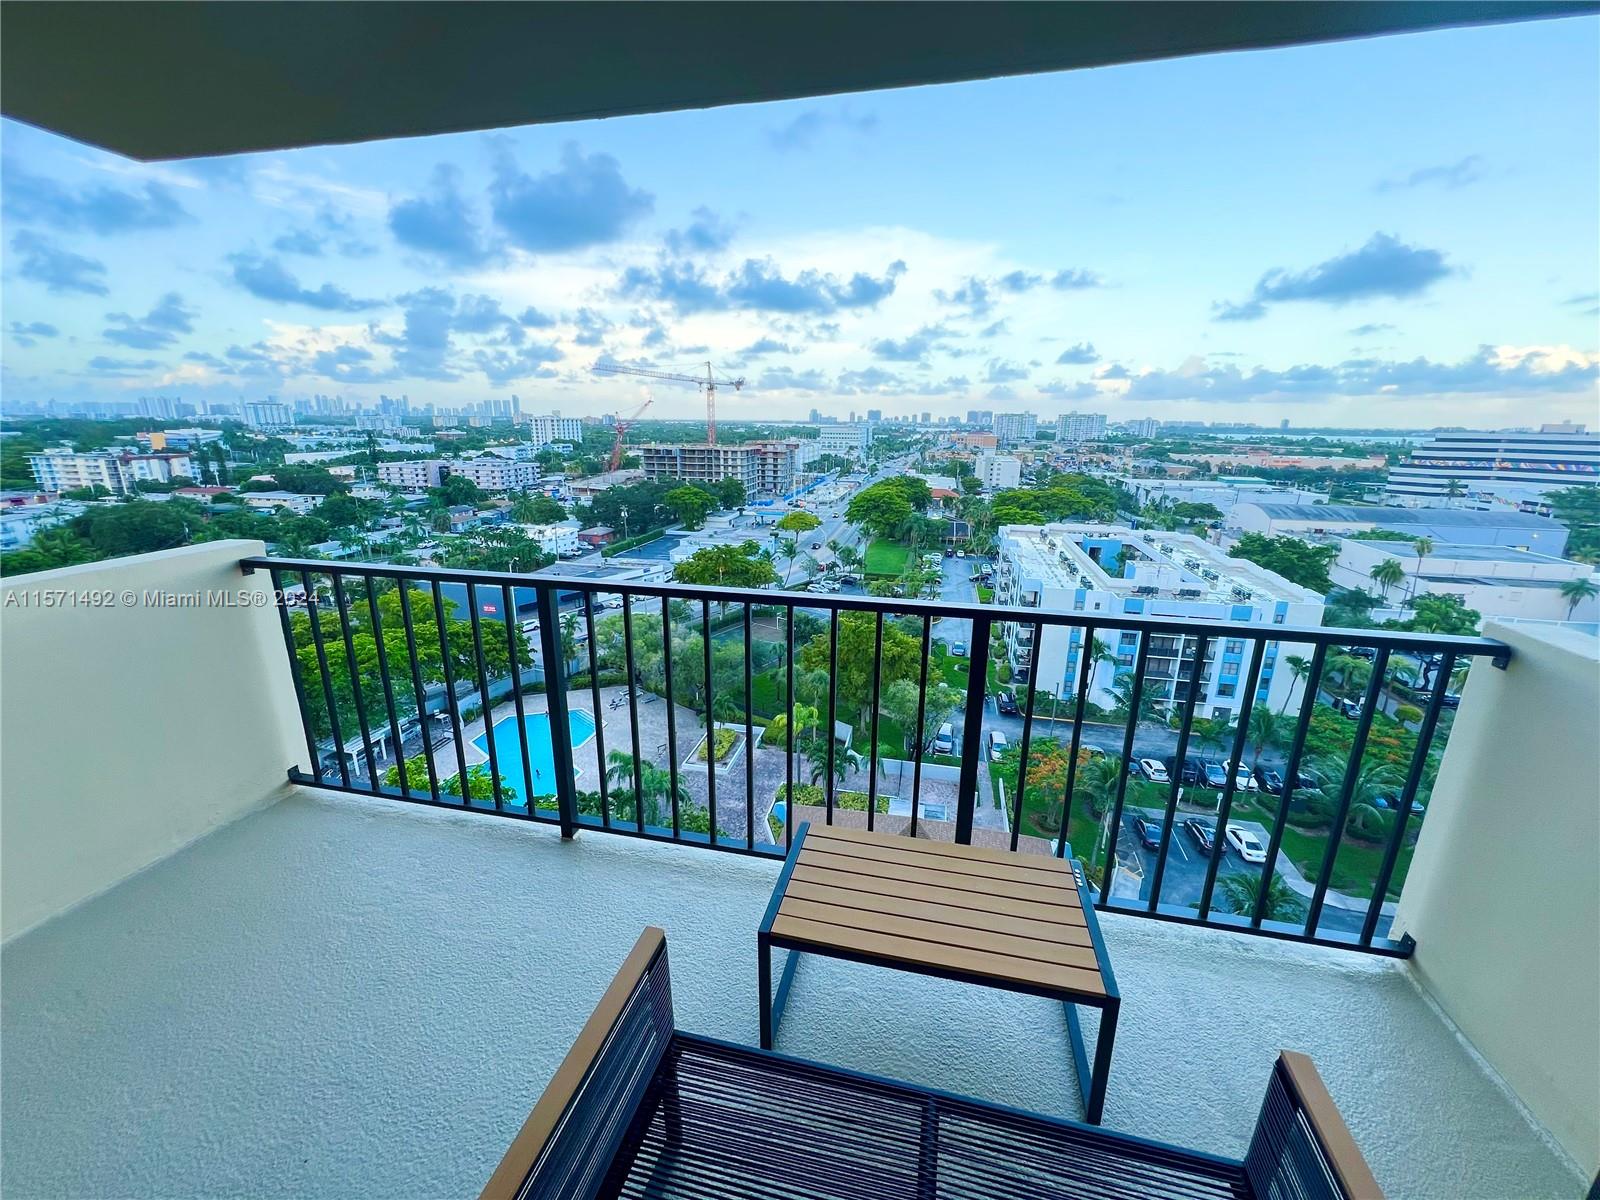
1349;539;1572;565
1;789;1581;1200
1244;503;1566;528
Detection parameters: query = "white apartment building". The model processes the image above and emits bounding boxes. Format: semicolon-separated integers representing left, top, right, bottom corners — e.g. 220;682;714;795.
520;411;584;447
812;423;872;460
1119;418;1162;438
1331;538;1599;624
447;457;541;493
976;454;1022;489
240;490;321;515
28;449;196;495
995;523;1324;721
1056;412;1108;444
134;428;224;451
1116;477;1329;517
1384;426;1599;511
993;413;1038;446
240;401;293;430
377;460;449;490
518;520;582;558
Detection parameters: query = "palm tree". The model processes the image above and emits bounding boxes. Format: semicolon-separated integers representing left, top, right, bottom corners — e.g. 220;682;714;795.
808;746;864;789
1369;558;1405;602
777;536;801;584
605;751;690;828
1442;478;1464;508
1559;576;1599;620
1247;707;1283;768
1214;871;1306;923
1280;654;1312;714
1408;537;1434;602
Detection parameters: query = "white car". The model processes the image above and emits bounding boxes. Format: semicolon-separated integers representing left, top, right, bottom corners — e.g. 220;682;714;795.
987;730;1009;761
1225;824;1268;863
1223;760;1259;791
1138;758;1170;783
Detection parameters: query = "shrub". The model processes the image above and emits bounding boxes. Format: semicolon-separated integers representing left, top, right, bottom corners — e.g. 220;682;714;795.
774;783;889;814
696;727;739;762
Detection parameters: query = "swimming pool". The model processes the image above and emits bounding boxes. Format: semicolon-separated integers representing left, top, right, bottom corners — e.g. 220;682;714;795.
471;710;596;801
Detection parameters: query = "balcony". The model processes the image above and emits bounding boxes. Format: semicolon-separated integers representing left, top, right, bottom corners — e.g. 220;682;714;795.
3;542;1596;1199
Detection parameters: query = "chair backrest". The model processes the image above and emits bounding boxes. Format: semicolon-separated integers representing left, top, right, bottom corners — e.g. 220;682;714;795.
480;927;675;1200
1243;1051;1384;1200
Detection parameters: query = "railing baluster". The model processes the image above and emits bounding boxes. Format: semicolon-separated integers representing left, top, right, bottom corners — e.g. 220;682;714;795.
1009;621;1044;852
583;592;609;829
331;573;378;789
622;594;644;832
535;585;579;837
467;584;505;812
1305;647;1391;935
1097;632;1151;907
430;580;470;807
824;609;839;826
1057;625;1097;860
1362;651;1455;945
397;581;442;805
865;610;885;834
743;603;755;850
269;567;322;783
1147;635;1209;911
501;584;536;815
701;598;717;846
784;604;795;852
909;615;932;839
660;597;681;839
954;614;992;845
364;577;407;798
301;570;350;789
1253;642;1329;928
1198;640;1266;920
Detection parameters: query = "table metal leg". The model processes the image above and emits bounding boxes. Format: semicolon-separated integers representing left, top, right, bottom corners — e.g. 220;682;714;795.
1085;999;1118;1125
758;933;773;1049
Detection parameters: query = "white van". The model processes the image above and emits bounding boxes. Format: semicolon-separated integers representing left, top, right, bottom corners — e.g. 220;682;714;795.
932;722;955;754
988;730;1009;761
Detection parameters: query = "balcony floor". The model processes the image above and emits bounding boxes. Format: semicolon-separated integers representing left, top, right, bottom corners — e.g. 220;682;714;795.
2;789;1582;1200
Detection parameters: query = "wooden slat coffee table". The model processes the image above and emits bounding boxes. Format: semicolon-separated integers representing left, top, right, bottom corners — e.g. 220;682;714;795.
757;821;1121;1123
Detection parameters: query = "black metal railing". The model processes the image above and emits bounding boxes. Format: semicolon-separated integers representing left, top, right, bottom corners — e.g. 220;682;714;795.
243;554;1509;955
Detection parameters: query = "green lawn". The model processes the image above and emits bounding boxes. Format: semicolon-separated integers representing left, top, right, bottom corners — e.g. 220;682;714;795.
864;538;911;576
1225;795;1412;900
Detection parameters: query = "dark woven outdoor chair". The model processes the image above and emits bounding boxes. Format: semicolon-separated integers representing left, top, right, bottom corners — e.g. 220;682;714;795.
482;928;1382;1200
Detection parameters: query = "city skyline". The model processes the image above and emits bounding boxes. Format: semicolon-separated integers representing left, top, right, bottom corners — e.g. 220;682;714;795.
2;16;1597;428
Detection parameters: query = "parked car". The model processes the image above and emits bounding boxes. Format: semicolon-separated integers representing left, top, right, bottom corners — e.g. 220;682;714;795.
932;722;955;755
1257;768;1285;794
1333;697;1364;719
988;730;1009;761
1185;819;1217;853
956;550;966;558
951;641;967;657
1440;693;1461;710
1165;755;1203;785
943;548;954;557
1225;824;1268;864
1223;760;1259;791
1203;761;1230;788
995;691;1020;716
599;597;625;610
1133;816;1164;850
1138;757;1170;783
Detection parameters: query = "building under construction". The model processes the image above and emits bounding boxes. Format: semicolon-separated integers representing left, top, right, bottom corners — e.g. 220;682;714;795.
638;440;806;497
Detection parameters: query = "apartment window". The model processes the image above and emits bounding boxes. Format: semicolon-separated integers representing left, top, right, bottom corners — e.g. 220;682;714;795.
1273;612;1286;625
1225;638;1245;654
1117;653;1134;667
1217;682;1236;698
1120;631;1137;646
1072;596;1086;611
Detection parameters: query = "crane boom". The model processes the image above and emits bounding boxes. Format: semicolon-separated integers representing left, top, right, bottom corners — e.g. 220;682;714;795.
605;396;652;472
592;360;743;445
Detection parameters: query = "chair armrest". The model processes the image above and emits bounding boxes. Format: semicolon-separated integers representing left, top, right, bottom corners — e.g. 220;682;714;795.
1244;1050;1384;1200
481;927;674;1200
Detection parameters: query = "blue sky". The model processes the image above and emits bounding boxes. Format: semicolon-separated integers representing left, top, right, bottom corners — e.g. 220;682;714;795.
2;15;1597;428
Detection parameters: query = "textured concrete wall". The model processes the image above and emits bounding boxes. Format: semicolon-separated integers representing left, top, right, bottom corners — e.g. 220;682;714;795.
1;540;304;941
1395;620;1600;1176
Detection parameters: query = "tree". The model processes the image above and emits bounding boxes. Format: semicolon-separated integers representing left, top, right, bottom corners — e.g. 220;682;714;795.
1107;671;1165;727
316;491;381;530
1384;593;1480;637
604;751;691;827
715;477;747;510
1368;558;1406;601
1214;872;1306;923
798;613;923;731
775;510;822;536
72;499;200;556
433;474;485;508
509;492;567;524
833;543;863;575
845;485;913;540
809;746;864;789
1280;654;1312;714
1549;486;1600;563
1247;707;1283;767
1559;575;1598;619
765;703;819;749
1226;533;1337;593
1;527;103;575
663;485;715;530
671;541;779;590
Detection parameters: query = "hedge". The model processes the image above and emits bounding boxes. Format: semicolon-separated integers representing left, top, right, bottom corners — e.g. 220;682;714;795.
774;783;889;814
601;527;669;558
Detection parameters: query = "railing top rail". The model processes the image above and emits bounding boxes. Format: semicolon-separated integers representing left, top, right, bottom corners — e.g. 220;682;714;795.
240;554;1511;661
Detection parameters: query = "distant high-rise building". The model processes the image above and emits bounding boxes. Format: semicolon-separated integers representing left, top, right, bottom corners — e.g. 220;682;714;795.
1384;428;1599;510
1056;412;1107;444
1121;418;1161;438
522;411;584;447
241;400;294;430
1280;418;1291;431
866;408;883;423
966;410;994;428
809;408;823;423
993;412;1037;446
920;412;931;424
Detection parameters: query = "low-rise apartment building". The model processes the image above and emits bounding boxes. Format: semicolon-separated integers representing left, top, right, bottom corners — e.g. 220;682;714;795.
377;459;449;490
240;491;322;516
519;520;583;558
640;440;801;497
811;423;872;461
447;456;541;493
1331;538;1599;623
27;449;196;495
996;523;1324;721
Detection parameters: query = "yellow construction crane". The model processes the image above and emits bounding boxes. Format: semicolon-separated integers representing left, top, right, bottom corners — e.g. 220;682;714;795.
591;361;744;445
605;397;652;472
